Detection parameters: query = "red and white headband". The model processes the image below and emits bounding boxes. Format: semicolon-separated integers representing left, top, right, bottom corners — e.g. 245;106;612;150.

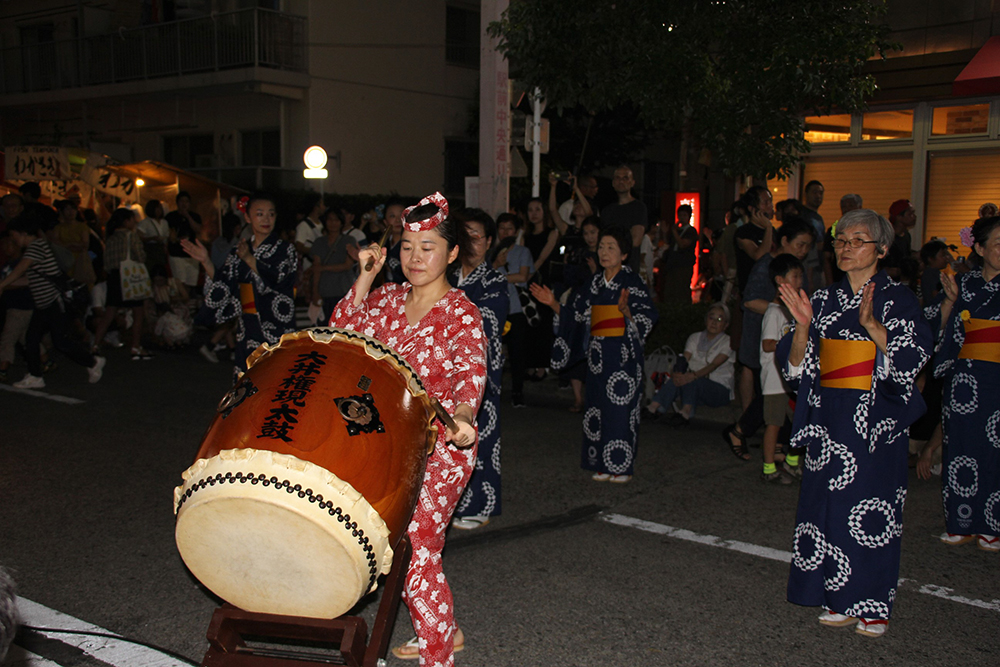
402;192;449;232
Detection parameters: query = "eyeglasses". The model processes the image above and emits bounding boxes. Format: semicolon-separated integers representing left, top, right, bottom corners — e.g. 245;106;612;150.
832;238;879;250
706;315;725;322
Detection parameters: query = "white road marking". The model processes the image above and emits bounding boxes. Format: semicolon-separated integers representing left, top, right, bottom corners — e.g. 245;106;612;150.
0;384;85;405
601;512;1000;614
16;597;191;666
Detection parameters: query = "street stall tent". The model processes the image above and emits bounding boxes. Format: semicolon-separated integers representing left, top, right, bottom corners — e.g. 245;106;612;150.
2;147;246;232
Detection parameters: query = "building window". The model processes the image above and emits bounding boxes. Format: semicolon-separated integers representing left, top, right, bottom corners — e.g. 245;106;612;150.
163;134;215;168
241;129;281;167
861;110;913;141
932;104;989;136
444;139;477;195
804;114;851;143
446;5;480;68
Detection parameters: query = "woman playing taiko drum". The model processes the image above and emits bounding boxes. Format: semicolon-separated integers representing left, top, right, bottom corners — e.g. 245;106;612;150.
330;192;485;667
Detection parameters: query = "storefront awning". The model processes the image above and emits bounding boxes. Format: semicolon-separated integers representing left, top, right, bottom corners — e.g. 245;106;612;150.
953;36;1000;96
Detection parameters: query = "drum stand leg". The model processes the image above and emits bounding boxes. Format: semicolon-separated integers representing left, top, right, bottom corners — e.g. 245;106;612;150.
201;536;412;667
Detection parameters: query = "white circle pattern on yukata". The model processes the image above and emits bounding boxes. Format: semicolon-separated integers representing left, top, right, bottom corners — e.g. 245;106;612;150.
847;498;898;549
987;410;1000;449
606;370;636;406
583;407;601;441
950;372;978;415
985;491;1000;533
602;439;633;474
948;455;978;498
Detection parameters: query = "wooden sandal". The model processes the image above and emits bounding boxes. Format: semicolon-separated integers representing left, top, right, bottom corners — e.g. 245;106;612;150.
722;424;750;461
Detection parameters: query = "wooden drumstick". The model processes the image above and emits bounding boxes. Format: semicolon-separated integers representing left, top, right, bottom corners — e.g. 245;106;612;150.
364;226;393;272
431;397;459;434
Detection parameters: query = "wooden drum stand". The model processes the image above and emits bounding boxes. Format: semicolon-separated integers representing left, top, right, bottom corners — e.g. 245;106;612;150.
200;536;411;667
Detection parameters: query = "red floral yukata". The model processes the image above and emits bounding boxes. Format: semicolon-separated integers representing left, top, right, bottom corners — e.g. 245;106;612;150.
332;281;486;667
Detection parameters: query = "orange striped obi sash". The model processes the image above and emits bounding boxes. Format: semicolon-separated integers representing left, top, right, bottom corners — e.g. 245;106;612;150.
958;314;1000;364
591;304;625;337
819;338;876;391
240;283;257;315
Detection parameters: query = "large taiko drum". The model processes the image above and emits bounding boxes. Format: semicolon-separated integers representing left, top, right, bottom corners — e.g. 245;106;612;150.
174;327;437;619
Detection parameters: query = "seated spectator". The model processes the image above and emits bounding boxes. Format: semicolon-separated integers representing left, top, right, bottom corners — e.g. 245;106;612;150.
645;303;735;427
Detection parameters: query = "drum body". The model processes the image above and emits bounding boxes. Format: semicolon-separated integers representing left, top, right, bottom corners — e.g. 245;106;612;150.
174;327;436;619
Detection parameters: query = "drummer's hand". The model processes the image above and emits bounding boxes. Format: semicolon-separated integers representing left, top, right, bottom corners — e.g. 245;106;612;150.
358;245;387;277
446;418;477;449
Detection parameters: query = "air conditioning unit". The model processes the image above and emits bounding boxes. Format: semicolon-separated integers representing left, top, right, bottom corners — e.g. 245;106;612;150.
195;154;220;168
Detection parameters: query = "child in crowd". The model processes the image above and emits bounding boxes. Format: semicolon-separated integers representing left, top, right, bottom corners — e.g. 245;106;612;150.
759;253;803;484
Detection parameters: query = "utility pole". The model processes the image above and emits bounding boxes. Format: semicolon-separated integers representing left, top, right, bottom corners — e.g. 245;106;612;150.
478;0;510;217
530;87;544;197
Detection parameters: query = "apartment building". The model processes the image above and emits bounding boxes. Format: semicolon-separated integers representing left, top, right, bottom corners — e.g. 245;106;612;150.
0;0;481;197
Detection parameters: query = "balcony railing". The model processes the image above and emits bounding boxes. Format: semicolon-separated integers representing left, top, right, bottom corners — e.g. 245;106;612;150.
0;8;306;96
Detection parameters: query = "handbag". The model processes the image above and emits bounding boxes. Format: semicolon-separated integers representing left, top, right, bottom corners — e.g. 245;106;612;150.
120;232;153;301
41;241;90;316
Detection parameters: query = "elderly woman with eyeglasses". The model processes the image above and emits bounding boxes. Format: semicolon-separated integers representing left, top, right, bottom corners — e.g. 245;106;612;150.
776;208;932;638
644;303;735;427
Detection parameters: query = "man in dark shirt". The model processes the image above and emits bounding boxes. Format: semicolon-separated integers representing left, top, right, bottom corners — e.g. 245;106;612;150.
601;165;648;272
885;198;916;278
17;182;58;232
733;186;774;294
800;180;825;292
166;191;203;256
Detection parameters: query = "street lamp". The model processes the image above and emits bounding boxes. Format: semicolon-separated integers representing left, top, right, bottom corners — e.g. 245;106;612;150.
135;178;145;204
303;146;329;198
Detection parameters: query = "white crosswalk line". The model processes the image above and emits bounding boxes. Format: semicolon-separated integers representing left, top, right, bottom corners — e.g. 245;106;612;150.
16;598;191;666
601;512;1000;614
0;384;85;405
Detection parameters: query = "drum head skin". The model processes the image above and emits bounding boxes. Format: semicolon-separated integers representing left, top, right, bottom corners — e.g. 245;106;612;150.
176;449;391;619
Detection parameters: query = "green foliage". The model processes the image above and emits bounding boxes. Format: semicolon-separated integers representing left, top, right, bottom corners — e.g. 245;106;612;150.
645;300;712;356
490;0;895;179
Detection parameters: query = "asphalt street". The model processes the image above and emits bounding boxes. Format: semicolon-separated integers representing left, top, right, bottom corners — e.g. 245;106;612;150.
0;345;997;667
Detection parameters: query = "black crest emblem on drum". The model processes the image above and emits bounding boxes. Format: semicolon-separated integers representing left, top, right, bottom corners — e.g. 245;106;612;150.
335;393;385;436
217;377;258;419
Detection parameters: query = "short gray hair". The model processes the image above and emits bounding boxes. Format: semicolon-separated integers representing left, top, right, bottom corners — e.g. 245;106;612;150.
706;302;730;325
837;208;894;255
840;194;862;212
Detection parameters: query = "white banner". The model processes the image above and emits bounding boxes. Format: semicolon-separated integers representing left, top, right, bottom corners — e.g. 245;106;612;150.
5;146;73;181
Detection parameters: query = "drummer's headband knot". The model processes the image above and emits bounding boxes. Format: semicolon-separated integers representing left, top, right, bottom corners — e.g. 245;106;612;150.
402;192;449;232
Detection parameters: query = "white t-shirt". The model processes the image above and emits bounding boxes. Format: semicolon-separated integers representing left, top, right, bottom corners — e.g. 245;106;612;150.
683;331;735;399
137;217;169;241
295;217;323;268
760;302;794;395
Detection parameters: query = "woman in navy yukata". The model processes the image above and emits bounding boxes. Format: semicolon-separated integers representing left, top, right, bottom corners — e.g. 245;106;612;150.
182;193;298;374
777;208;932;637
448;208;510;529
531;225;658;483
931;214;1000;553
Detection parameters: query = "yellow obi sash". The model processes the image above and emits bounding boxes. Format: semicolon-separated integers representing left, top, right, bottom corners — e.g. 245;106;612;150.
591;304;625;337
819;338;876;391
959;316;1000;364
239;283;257;315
